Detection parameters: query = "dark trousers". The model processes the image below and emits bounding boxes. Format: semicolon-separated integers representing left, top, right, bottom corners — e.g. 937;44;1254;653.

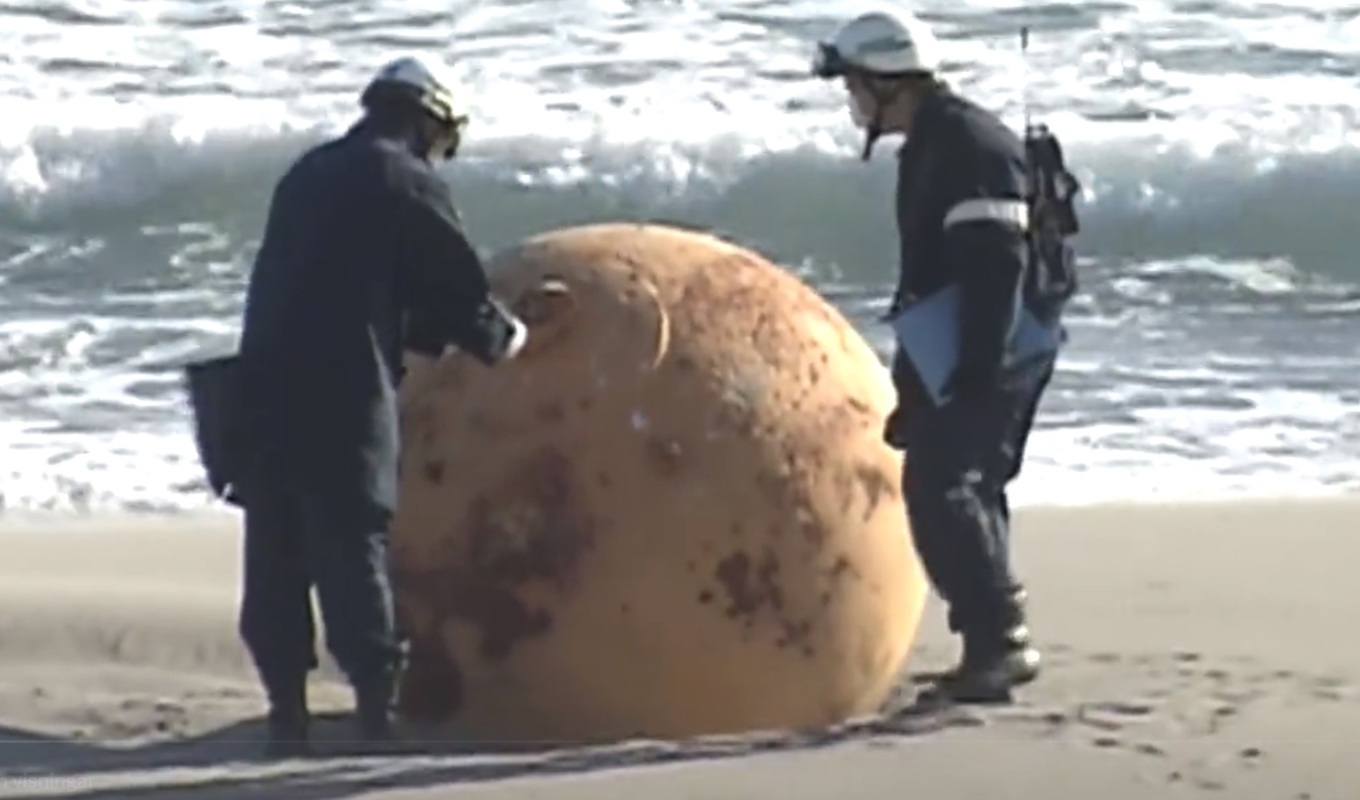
238;483;404;706
900;358;1055;638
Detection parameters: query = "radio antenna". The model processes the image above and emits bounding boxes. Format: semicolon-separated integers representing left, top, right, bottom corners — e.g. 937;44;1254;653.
1020;25;1033;136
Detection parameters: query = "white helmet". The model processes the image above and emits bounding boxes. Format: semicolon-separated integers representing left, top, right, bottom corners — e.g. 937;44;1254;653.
360;55;463;126
812;9;941;79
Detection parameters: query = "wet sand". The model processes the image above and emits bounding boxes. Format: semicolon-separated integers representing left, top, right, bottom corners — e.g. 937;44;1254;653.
1;500;1355;799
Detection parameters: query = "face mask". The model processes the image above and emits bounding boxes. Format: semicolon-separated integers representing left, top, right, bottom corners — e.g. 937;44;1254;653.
431;134;459;162
848;93;873;130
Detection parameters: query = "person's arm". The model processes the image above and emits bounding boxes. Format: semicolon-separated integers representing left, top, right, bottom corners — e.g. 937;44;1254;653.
937;148;1030;392
390;164;526;365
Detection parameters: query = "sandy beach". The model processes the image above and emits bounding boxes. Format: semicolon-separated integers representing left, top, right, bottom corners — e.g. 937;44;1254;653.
1;500;1355;799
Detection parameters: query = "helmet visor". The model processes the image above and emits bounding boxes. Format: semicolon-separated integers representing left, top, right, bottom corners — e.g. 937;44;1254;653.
811;41;850;79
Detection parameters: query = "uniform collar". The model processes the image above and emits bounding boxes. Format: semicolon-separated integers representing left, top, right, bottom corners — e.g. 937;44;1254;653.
345;118;378;142
897;86;951;158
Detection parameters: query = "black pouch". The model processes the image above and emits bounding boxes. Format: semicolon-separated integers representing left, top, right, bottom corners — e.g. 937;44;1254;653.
183;354;246;505
1024;124;1083;322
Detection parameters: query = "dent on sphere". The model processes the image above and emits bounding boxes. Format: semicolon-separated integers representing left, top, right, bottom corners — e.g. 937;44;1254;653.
389;222;927;744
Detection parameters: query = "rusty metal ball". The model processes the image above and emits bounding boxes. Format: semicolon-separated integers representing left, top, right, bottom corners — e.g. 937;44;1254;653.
391;223;926;743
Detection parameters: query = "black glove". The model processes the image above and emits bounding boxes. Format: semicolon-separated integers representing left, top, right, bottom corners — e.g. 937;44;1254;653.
882;406;910;451
878;290;913;322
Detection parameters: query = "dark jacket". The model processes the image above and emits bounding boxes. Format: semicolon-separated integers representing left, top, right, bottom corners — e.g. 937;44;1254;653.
236;120;506;513
893;88;1038;380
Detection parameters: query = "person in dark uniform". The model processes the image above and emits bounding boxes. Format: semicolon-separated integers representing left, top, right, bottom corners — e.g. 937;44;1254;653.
234;55;528;756
812;10;1079;703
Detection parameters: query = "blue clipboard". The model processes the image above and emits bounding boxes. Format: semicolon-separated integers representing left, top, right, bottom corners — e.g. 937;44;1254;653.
888;284;1063;407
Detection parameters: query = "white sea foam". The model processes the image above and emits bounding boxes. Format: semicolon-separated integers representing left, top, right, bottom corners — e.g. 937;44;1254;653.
2;0;1360;513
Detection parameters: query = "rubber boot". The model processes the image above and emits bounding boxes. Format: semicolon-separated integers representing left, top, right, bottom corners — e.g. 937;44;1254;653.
931;588;1041;704
262;681;312;759
357;688;396;742
354;666;402;749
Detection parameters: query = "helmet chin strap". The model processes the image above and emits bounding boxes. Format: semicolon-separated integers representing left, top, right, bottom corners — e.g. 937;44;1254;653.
860;120;882;162
858;78;910;161
412;128;435;160
408;120;460;162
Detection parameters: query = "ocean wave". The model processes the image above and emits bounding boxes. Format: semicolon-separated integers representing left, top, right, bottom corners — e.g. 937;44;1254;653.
5;0;1360;514
5;118;1360;290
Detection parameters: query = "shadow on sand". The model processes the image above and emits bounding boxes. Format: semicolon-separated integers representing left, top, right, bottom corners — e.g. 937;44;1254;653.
0;693;982;800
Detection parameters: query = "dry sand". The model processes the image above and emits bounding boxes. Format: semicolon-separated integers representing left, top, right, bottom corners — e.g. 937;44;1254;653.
0;500;1356;799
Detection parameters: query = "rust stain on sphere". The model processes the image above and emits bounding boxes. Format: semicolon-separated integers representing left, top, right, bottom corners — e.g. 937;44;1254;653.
391;222;927;743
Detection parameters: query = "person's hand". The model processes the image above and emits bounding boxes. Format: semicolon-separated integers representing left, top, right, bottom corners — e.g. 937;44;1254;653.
877;292;912;323
882;407;910;450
